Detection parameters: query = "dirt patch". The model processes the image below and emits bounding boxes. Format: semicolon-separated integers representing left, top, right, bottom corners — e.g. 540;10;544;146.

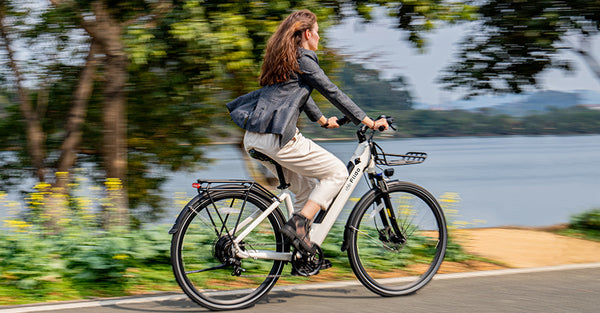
453;227;600;268
438;260;507;273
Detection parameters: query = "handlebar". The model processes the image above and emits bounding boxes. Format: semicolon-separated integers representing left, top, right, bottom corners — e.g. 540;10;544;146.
336;116;351;126
335;115;396;131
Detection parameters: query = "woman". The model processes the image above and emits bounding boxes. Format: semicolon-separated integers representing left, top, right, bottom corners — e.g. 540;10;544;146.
227;9;388;254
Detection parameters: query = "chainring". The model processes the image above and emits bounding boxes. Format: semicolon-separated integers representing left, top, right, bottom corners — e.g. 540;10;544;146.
290;245;324;277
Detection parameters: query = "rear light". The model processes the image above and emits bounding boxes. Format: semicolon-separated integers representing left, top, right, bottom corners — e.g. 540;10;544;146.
192;183;201;189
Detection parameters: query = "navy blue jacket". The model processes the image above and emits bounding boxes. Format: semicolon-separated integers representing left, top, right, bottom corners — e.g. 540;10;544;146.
227;48;367;147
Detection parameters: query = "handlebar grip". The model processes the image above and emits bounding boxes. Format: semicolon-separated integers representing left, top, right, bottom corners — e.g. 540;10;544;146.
336;116;350;126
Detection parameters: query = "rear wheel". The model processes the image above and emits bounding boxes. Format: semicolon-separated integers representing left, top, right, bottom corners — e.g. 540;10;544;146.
347;181;447;296
171;189;286;310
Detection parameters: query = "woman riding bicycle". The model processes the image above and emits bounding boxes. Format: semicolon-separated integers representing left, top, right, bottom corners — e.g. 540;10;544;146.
227;9;388;254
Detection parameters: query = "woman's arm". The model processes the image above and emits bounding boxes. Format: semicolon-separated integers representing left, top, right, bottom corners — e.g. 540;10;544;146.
298;50;368;125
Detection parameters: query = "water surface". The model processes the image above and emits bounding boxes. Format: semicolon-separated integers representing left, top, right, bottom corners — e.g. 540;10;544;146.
163;135;600;228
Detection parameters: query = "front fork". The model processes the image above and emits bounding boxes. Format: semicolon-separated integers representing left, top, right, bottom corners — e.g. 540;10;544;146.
370;174;407;246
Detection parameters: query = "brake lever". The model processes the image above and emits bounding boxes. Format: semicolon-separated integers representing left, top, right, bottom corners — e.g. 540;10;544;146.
376;115;396;132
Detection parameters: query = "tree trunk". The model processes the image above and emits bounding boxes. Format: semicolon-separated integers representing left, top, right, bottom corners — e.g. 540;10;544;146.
101;52;129;230
48;0;130;230
55;39;99;189
82;1;130;230
0;6;46;182
47;39;98;233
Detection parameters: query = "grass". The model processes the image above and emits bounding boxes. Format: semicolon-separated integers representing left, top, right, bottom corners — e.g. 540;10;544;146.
554;228;600;242
553;208;600;242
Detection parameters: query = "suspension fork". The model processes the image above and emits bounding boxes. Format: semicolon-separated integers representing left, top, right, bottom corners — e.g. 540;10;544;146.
371;174;407;244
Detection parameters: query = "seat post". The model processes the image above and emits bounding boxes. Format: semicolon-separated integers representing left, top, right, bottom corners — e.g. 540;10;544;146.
273;163;290;190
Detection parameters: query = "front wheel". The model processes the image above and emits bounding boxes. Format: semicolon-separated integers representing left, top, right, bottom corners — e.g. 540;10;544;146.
346;181;447;296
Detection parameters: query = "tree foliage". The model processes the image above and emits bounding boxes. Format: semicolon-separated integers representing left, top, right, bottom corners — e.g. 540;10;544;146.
3;0;598;227
439;0;600;96
2;0;436;225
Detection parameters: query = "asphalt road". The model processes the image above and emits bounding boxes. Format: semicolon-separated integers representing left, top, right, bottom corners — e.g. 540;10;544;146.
2;264;599;313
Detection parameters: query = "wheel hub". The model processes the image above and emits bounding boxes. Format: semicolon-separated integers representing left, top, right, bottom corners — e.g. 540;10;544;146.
214;236;236;264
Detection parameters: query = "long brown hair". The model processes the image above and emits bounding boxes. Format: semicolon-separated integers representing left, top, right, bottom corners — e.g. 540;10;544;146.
259;10;317;86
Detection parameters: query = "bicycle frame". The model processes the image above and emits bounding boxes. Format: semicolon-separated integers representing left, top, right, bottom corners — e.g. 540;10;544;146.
232;138;375;262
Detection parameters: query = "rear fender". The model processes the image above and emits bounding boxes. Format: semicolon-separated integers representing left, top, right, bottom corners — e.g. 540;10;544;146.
168;194;203;234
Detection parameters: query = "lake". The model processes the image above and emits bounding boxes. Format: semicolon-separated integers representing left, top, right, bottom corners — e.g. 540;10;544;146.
161;134;600;228
2;135;599;228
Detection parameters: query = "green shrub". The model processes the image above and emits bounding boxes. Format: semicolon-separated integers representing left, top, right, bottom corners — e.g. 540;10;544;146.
0;232;65;294
570;208;600;231
63;234;132;283
0;221;172;293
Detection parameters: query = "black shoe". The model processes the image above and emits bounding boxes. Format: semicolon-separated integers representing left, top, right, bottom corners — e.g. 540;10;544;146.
282;213;317;254
321;258;332;270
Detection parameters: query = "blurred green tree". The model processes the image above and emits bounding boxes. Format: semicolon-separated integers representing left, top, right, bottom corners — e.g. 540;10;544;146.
439;0;600;97
0;0;471;229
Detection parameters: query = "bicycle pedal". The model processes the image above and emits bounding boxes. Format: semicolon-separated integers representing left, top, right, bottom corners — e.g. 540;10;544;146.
321;259;332;270
290;267;300;276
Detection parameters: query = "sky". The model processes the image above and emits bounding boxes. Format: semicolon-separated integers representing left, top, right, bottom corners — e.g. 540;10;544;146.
325;9;600;107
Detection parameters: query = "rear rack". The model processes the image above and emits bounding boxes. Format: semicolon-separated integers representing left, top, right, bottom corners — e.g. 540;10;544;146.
192;179;275;198
373;142;427;166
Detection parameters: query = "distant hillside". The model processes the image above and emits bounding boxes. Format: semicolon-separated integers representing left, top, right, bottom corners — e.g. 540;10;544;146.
489;90;583;116
425;89;600;116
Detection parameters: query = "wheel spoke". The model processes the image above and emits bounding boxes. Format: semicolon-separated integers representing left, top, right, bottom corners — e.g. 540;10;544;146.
348;182;447;296
350;225;400;251
171;190;285;310
186;263;229;274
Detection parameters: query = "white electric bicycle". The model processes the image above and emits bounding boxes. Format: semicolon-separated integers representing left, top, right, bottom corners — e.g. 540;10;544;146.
169;116;447;311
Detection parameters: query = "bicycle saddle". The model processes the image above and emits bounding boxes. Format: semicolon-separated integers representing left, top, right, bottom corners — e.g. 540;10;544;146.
248;149;290;190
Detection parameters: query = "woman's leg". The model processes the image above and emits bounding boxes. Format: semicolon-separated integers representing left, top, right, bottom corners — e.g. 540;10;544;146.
275;132;348;216
244;130;348;213
244;130;348;253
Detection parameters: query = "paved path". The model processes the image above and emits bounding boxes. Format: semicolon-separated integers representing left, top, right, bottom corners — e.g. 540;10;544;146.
2;264;599;313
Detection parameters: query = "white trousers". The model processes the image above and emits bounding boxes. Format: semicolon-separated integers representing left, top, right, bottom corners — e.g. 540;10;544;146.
243;130;348;212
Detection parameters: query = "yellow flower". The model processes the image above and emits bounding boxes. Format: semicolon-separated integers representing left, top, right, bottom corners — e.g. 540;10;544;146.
112;254;129;260
4;219;32;233
105;178;123;191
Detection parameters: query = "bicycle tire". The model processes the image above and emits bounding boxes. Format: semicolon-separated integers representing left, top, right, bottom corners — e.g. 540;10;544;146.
346;181;447;296
171;188;287;310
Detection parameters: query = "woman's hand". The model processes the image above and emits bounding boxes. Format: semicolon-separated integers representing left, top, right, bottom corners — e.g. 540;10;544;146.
325;116;340;129
362;116;389;131
319;116;340;129
372;118;389;131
